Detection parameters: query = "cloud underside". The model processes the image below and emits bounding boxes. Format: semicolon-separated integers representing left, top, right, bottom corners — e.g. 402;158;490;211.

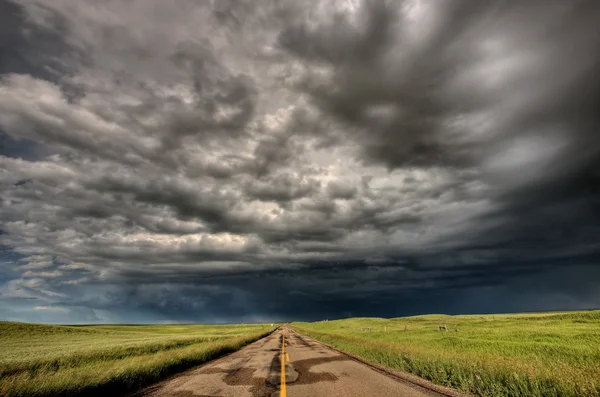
1;0;600;322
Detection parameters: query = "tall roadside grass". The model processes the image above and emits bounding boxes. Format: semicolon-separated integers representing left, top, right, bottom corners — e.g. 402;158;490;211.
292;310;600;397
0;322;277;397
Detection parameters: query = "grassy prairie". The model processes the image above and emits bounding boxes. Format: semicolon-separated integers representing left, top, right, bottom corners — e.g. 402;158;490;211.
0;322;277;397
292;310;600;397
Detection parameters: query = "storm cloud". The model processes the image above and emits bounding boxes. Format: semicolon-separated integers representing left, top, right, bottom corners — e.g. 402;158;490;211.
1;0;600;323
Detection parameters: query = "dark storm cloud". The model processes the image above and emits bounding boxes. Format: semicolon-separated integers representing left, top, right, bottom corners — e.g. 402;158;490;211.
1;0;600;323
0;0;71;80
280;0;600;256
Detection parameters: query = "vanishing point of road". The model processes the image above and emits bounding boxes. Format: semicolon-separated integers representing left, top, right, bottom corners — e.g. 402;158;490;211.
135;326;464;397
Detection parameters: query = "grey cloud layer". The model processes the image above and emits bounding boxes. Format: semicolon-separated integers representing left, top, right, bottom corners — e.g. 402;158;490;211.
1;0;599;322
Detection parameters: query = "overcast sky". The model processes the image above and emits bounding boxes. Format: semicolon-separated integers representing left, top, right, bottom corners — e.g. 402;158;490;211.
1;0;599;324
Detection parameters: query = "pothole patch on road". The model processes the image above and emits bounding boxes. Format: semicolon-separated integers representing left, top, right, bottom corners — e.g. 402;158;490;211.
266;363;299;385
194;365;277;397
290;355;350;385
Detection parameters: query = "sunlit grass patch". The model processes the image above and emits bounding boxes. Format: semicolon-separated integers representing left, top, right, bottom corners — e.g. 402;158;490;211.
292;310;600;397
0;322;277;397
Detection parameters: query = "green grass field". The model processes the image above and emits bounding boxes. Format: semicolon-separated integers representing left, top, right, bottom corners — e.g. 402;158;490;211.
0;322;277;397
292;310;600;397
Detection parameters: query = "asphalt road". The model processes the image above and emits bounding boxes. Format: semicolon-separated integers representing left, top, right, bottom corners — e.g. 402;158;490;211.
136;327;455;397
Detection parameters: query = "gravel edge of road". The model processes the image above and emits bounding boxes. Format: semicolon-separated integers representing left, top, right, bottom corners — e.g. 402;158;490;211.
287;328;471;397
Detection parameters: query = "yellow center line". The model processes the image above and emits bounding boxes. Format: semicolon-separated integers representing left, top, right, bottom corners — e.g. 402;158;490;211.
280;329;287;397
